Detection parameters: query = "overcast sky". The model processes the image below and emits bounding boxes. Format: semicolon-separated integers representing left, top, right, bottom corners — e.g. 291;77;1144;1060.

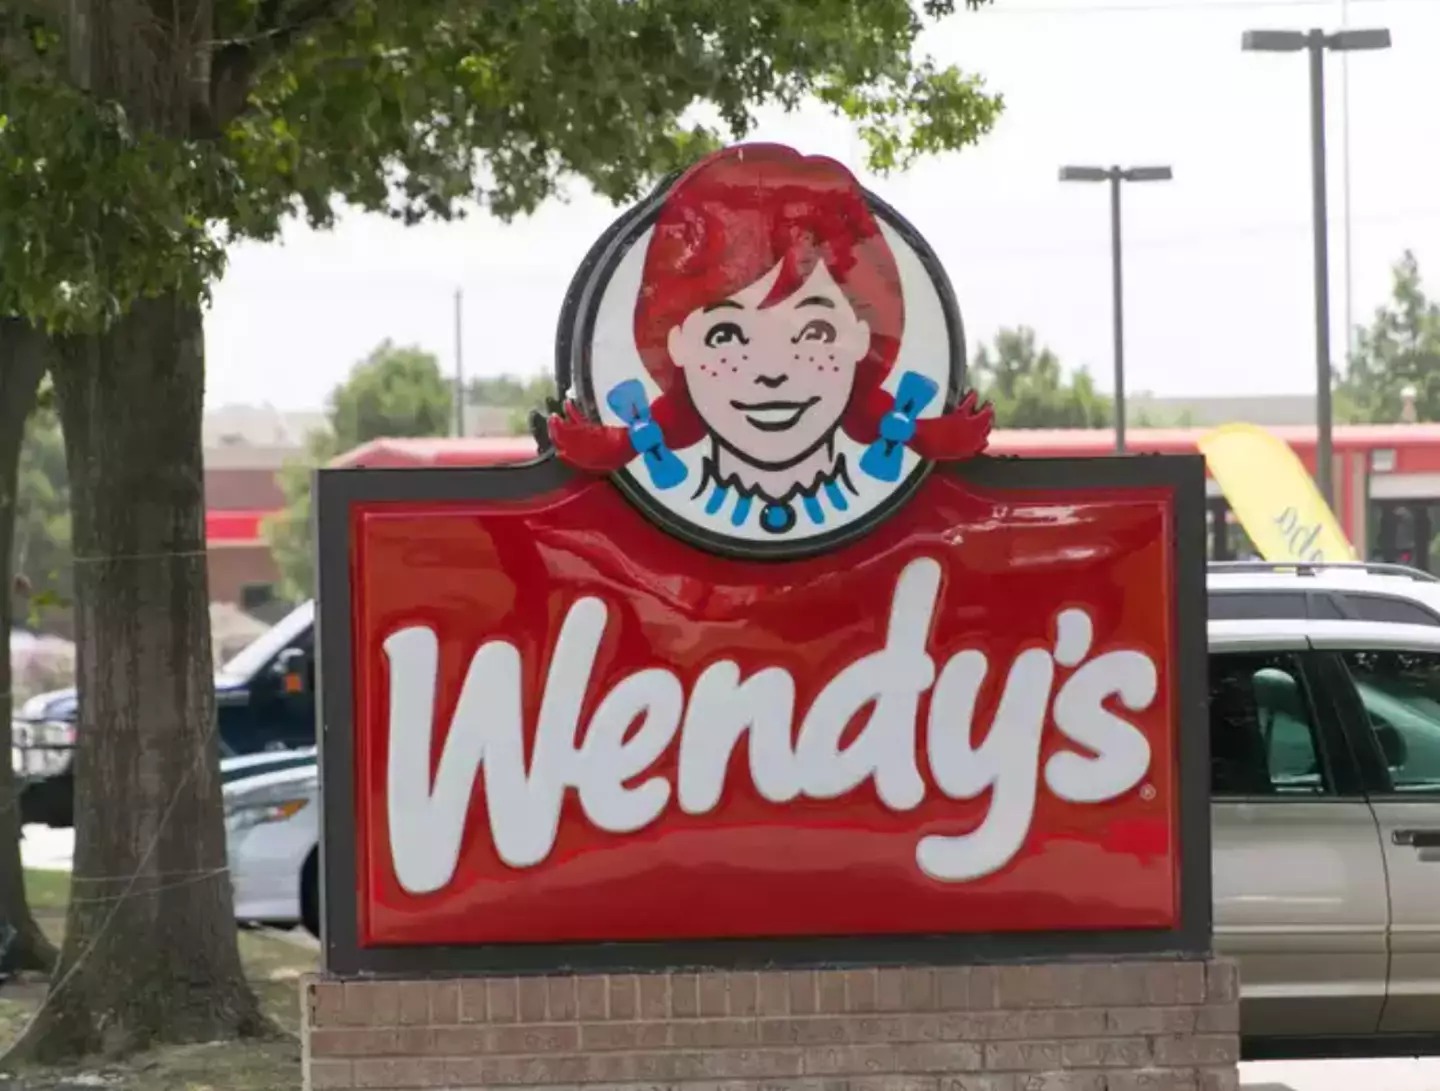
203;0;1440;412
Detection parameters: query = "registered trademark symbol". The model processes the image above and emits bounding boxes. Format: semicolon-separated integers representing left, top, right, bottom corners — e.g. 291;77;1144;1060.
1140;784;1157;802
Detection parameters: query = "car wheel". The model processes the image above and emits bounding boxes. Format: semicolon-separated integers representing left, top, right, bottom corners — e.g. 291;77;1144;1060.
52;785;74;829
20;777;74;829
300;850;320;939
17;784;41;828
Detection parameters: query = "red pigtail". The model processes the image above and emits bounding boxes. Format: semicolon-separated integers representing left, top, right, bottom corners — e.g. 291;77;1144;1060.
911;390;995;461
547;401;633;472
547;392;710;474
840;383;893;449
842;386;995;462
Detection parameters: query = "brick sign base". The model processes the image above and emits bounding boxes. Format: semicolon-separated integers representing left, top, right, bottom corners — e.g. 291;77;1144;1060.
302;958;1239;1090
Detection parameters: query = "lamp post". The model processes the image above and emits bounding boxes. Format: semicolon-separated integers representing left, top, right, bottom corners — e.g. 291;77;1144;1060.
1242;26;1391;509
1339;0;1356;384
1059;164;1173;454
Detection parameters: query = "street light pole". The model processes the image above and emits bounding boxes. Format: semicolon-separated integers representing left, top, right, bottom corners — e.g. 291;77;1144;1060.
1060;164;1173;455
1339;0;1356;377
1109;171;1127;453
1242;26;1391;510
1307;31;1336;511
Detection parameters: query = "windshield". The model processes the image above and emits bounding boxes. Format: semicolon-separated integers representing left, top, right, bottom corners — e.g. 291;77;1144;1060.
216;600;316;683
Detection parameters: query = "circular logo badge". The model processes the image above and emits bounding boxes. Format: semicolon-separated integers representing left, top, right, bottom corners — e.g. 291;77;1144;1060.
546;143;990;561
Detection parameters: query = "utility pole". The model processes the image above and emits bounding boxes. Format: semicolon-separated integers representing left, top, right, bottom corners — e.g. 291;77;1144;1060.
454;288;465;438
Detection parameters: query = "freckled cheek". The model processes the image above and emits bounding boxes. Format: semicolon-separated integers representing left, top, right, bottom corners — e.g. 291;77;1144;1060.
806;346;851;375
819;349;858;381
694;350;736;379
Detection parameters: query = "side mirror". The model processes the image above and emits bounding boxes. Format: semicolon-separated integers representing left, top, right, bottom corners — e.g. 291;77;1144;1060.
273;648;309;696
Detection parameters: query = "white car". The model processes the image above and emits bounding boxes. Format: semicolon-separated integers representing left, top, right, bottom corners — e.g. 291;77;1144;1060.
225;760;320;936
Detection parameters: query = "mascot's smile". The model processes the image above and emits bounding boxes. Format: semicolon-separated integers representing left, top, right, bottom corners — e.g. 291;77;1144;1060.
730;397;820;433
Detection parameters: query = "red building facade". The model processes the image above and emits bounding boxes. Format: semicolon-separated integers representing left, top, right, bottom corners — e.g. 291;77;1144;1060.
203;451;287;607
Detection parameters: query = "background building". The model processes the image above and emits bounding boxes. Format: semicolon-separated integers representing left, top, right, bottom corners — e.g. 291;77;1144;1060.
200;400;524;609
197;396;1440;613
202;405;322;610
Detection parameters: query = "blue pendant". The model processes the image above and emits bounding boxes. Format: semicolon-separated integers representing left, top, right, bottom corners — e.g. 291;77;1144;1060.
760;501;796;535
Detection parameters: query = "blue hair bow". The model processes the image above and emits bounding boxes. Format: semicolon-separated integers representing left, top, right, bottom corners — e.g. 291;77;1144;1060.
859;370;939;483
607;379;688;490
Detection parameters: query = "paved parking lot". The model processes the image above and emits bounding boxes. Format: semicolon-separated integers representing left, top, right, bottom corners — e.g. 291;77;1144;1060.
1244;1059;1440;1089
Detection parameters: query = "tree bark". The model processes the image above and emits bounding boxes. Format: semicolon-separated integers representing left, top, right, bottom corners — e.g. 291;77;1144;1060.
7;294;266;1062
0;319;60;975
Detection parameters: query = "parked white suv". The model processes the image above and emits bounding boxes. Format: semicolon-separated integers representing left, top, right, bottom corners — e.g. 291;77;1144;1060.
1206;561;1440;1059
1208;559;1440;628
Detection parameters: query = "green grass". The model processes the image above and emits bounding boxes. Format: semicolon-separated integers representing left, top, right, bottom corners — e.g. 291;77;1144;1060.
23;870;70;915
0;871;316;1089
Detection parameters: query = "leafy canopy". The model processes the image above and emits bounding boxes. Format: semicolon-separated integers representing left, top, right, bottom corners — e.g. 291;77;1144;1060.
330;340;455;446
971;326;1113;430
14;389;71;622
0;0;1001;333
1338;250;1440;424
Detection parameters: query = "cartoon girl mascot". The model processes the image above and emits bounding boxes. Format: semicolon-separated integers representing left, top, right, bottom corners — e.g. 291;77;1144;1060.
548;143;992;539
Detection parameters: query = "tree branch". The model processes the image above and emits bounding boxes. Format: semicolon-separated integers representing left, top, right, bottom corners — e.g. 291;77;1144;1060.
205;0;354;132
0;1;66;83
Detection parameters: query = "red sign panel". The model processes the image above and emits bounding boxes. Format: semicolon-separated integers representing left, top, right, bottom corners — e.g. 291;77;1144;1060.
317;143;1207;972
347;473;1182;949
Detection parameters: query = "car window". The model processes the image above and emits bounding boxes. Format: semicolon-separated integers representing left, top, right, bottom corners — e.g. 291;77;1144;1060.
1207;592;1310;621
1341;650;1440;795
1210;651;1331;797
217;600;315;683
1344;595;1440;628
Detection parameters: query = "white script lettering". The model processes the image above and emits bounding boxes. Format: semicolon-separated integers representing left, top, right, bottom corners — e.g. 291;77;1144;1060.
381;558;1161;894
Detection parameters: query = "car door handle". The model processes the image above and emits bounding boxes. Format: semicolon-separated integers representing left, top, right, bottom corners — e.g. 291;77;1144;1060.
1392;829;1440;849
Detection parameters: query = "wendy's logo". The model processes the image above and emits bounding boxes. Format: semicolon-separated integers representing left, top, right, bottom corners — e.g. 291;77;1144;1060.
541;142;993;560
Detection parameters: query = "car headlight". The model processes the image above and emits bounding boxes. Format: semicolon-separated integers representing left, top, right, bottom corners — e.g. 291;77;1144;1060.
225;793;312;836
12;720;76;779
12;719;75;746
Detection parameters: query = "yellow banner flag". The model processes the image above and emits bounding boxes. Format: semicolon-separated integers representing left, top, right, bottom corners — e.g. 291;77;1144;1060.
1197;422;1357;564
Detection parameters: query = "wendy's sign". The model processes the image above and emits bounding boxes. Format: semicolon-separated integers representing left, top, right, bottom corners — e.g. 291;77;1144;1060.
315;144;1211;977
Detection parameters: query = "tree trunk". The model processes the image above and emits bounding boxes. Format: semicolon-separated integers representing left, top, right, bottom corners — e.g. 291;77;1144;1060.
0;319;60;975
7;294;267;1062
